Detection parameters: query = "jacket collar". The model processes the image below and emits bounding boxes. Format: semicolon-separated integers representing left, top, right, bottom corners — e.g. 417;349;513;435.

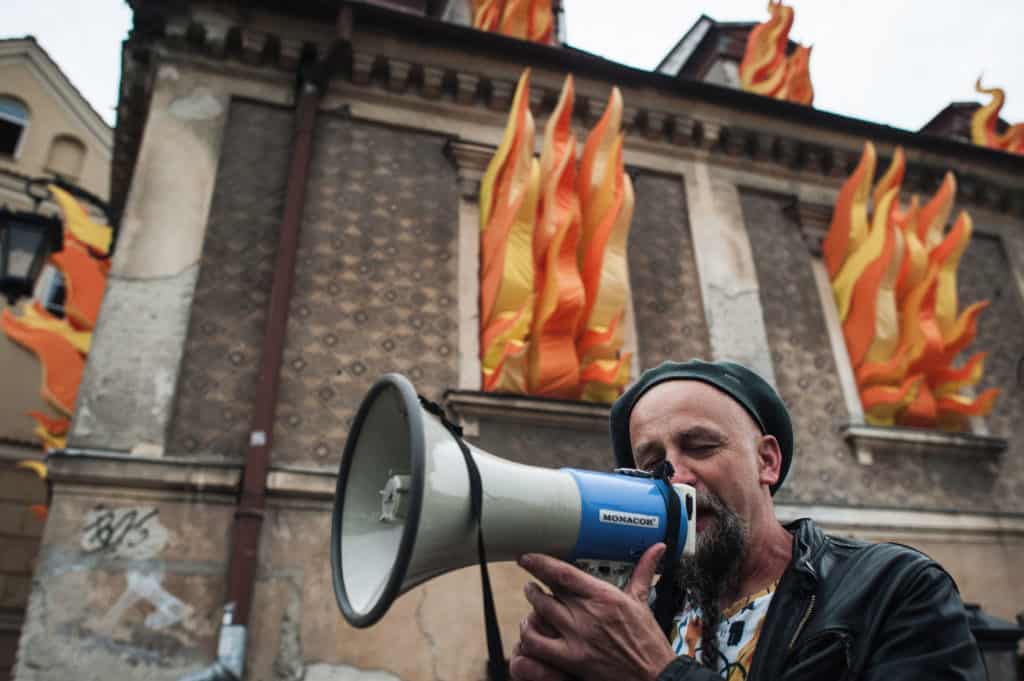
784;517;826;586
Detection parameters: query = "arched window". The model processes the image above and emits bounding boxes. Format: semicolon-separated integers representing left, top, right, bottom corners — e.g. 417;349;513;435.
45;134;87;180
0;95;30;158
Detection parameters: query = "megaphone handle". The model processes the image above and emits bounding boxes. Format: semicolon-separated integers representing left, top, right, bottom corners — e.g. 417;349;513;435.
418;397;508;681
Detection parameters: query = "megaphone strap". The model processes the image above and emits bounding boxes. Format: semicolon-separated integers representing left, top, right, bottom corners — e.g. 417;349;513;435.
418;396;508;681
652;461;682;636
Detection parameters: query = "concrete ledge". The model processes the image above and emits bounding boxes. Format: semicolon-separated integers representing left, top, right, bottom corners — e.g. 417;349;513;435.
444;390;609;431
49;449;241;494
776;503;1024;539
266;466;336;500
841;424;1008;465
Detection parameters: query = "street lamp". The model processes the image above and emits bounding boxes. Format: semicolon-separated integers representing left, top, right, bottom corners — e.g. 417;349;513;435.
0;177;116;306
0;208;61;305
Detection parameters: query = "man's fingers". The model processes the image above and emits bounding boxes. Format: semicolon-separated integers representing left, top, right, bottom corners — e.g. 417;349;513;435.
509;653;567;681
524;582;575;634
624;543;666;602
519;613;574;667
519;554;603;598
525;609;560;639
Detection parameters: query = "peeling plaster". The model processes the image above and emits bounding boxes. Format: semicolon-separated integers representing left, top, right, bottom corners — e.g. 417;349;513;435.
96;571;195;633
168;88;224;121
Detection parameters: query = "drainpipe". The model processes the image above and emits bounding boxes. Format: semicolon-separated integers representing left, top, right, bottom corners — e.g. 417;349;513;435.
180;57;323;681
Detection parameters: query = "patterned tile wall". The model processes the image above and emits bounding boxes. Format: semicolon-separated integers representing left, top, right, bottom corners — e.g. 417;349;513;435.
470;418;613;471
629;172;711;369
742;190;1022;512
957;231;1024;510
167;101;293;459
271;114;459;467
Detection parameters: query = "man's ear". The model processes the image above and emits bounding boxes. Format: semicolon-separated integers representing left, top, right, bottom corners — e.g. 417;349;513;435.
757;435;782;488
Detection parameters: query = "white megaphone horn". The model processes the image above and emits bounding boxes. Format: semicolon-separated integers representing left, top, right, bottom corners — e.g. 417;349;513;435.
330;373;696;628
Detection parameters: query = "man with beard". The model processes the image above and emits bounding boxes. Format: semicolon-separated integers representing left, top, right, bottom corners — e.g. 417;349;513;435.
509;360;985;681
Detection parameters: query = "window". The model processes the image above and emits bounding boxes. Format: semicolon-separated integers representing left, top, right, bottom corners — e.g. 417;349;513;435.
0;96;29;158
45;134;86;181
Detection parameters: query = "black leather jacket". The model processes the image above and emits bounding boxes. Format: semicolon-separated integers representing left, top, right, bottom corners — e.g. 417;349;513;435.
656;518;986;681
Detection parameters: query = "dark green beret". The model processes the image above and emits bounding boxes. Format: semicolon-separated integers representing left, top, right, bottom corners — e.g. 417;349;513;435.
609;359;793;495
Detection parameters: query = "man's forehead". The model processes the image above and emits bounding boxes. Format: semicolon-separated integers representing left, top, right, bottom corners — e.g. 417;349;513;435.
628;379;756;432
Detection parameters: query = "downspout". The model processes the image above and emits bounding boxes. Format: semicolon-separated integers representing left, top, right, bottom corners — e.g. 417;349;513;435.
181;58;324;681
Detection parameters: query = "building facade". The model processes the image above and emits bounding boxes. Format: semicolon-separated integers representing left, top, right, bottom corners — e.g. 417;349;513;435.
13;2;1024;679
0;36;113;680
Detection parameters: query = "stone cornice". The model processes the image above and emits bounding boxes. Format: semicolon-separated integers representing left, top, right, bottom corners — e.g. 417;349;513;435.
117;2;1024;223
43;447;1024;537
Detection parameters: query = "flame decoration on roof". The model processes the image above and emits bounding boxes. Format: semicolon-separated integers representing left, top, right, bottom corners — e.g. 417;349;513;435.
971;78;1024;155
480;70;633;403
823;142;999;430
739;1;814;106
470;0;554;45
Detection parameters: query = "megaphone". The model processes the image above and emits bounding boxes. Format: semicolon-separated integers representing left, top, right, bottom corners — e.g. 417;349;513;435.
331;373;696;628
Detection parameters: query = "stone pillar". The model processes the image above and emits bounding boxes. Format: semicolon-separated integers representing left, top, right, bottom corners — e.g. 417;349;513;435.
70;64;232;453
446;140;492;391
681;161;777;386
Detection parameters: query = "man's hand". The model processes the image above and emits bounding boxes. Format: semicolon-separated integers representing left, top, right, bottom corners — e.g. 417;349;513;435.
509;543;678;681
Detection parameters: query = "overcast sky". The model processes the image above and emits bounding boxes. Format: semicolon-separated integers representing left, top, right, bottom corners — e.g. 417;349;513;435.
4;0;1024;132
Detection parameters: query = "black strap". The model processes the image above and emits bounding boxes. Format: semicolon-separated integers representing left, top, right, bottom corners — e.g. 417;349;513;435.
419;397;508;681
651;461;682;635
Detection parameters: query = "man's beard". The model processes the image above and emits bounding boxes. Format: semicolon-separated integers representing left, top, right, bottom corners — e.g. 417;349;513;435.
674;490;749;670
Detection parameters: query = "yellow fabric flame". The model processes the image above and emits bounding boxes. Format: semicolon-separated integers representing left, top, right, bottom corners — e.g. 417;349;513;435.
822;143;997;430
971;78;1024;155
479;71;634;403
19;301;92;354
48;185;112;255
472;0;554;44
528;76;585;398
738;2;814;106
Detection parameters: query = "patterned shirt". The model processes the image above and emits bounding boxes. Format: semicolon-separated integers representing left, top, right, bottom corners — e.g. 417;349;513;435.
669;583;777;680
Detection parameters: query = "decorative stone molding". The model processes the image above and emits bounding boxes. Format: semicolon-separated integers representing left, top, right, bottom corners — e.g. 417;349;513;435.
387;58;412;93
351;51;377;85
445;139;494;200
122;8;1024;222
444;390;609;431
454;72;481;105
488;79;515;111
422;64;446;99
840;424;1008;466
644;111;667;141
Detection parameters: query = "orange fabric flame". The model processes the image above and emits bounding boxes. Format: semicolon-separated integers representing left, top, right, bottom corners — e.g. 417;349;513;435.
478;71;635;403
472;0;554;44
479;71;538;392
739;2;814;106
51;239;108;331
575;87;633;402
528;76;585;398
823;143;997;430
2;309;84;415
781;45;814;106
823;142;876;279
971;78;1024;155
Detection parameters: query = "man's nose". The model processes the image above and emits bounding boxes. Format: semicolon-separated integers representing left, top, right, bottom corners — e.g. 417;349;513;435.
667;456;698;486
